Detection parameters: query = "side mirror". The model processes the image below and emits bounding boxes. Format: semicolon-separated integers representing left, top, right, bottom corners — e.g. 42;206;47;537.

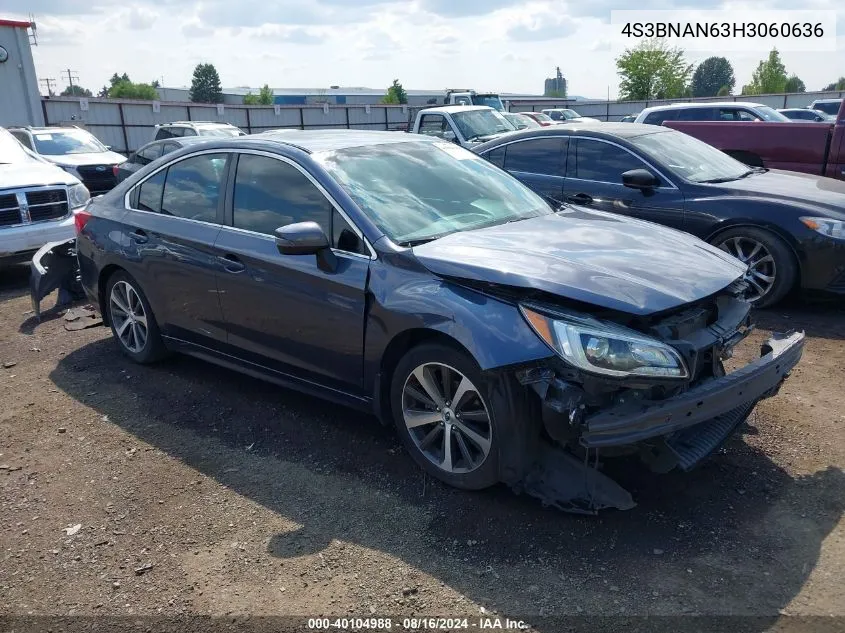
622;168;659;189
274;221;330;255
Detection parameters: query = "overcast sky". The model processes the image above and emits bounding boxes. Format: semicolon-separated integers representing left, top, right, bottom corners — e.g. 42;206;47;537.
1;0;843;99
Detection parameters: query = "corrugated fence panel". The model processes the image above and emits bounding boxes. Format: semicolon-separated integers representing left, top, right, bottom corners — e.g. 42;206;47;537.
301;106;351;128
246;107;304;131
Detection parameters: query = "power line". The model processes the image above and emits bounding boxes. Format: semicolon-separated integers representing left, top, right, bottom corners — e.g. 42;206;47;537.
39;77;56;95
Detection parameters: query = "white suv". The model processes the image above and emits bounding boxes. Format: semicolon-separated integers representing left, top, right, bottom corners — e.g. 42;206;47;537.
153;121;245;141
0;129;90;265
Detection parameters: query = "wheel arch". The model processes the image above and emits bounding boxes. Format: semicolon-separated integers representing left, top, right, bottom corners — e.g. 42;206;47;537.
705;220;802;276
97;264;126;326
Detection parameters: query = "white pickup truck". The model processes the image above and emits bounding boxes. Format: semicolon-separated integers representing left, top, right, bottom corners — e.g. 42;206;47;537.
410;106;516;149
0;128;90;265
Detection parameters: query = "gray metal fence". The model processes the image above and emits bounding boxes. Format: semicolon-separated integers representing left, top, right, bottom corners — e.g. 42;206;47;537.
41;90;845;154
41;97;414;154
508;91;845;121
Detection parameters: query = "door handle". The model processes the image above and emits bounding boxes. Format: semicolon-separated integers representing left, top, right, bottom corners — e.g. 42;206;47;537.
218;254;245;273
566;193;593;204
129;230;149;244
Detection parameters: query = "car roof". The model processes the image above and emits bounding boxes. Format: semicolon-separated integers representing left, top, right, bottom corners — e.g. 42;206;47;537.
641;101;765;113
251;129;435;153
145;137;208;147
12;126;85;133
473;122;668;151
422;105;493;114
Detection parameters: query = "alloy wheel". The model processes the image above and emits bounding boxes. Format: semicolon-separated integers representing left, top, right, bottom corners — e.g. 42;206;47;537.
718;236;776;302
109;280;149;354
401;362;492;474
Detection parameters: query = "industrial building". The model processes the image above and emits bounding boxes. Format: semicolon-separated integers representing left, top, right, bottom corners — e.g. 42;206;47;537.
0;18;44;127
154;86;552;107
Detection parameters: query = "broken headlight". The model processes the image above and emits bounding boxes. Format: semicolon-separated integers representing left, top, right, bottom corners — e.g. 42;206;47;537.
520;305;689;379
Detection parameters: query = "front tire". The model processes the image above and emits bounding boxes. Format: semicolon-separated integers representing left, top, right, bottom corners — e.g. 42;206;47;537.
390;343;501;490
712;227;797;308
105;271;168;364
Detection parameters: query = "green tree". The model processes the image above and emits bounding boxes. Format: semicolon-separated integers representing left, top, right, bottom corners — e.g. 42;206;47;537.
151;79;161;89
60;85;93;97
822;77;845;91
244;85;274;105
741;49;788;95
717;85;731;97
690;56;735;97
108;80;158;100
97;85;109;98
616;39;692;101
784;75;805;93
382;79;408;104
189;63;224;103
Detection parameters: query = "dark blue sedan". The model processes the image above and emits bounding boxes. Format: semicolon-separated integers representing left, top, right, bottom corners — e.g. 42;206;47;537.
30;131;804;510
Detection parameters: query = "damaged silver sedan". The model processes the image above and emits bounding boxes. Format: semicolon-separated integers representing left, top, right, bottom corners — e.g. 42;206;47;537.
30;132;804;513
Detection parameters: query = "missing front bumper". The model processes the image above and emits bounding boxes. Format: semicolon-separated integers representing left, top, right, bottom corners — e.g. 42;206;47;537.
581;331;805;449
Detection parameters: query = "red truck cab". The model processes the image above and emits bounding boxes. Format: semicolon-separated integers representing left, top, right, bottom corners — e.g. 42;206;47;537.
664;99;845;180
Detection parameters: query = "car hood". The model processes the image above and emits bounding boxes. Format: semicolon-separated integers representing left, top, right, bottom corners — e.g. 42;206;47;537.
707;170;845;218
412;208;747;316
0;162;81;190
43;151;127;167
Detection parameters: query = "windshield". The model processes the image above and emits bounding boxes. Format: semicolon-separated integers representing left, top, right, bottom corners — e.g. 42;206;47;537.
754;106;790;122
31;129;107;155
533;112;553;122
813;101;842;115
630;129;752;183
199;126;244;137
562;109;580;119
314;141;551;245
451;109;515;140
0;130;37;164
504;113;536;130
471;95;505;111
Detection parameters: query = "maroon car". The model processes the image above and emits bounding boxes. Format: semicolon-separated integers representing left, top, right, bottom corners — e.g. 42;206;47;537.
663;100;845;180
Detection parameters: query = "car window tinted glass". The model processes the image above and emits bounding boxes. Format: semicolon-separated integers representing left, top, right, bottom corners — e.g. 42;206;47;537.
812;101;841;115
332;209;367;255
754;106;790;121
504;138;565;176
31;129;106;155
629;129;748;183
198;126;242;138
162;142;181;155
314;141;551;245
181;128;197;137
418;115;446;137
483;146;506;168
451;110;514;140
677;108;714;121
160;153;227;222
154;128;170;140
10;131;33;149
569;139;646;183
233;154;331;236
137;170;166;212
137;144;163;163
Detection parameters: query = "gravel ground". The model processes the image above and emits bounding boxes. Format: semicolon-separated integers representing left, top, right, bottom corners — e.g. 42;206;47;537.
1;263;844;630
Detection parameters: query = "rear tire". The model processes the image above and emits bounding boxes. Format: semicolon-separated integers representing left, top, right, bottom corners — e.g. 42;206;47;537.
105;270;168;364
711;227;797;308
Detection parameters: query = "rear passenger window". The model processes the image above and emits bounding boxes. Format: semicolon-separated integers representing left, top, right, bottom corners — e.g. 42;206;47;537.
154;128;173;140
233;155;331;237
159;153;228;223
136;144;163;165
182;128;198;137
137;170;165;212
504;138;566;176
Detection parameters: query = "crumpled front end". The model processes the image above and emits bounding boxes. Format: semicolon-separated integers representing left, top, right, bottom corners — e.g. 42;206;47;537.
509;287;805;513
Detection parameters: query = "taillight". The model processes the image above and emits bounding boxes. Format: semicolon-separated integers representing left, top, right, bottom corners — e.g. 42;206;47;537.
74;209;92;234
112;164;119;177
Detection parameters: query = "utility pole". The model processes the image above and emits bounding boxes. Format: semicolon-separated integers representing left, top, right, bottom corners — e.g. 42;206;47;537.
39;77;56;96
62;68;80;92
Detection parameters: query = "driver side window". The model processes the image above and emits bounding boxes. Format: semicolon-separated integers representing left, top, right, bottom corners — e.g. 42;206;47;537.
159;153;228;223
418;115;447;138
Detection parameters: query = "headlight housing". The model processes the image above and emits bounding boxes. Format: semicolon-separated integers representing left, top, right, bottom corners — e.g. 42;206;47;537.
520;305;689;379
800;217;845;240
68;183;91;210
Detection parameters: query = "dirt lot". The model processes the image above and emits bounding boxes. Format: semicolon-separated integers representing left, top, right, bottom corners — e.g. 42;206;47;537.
1;263;844;630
